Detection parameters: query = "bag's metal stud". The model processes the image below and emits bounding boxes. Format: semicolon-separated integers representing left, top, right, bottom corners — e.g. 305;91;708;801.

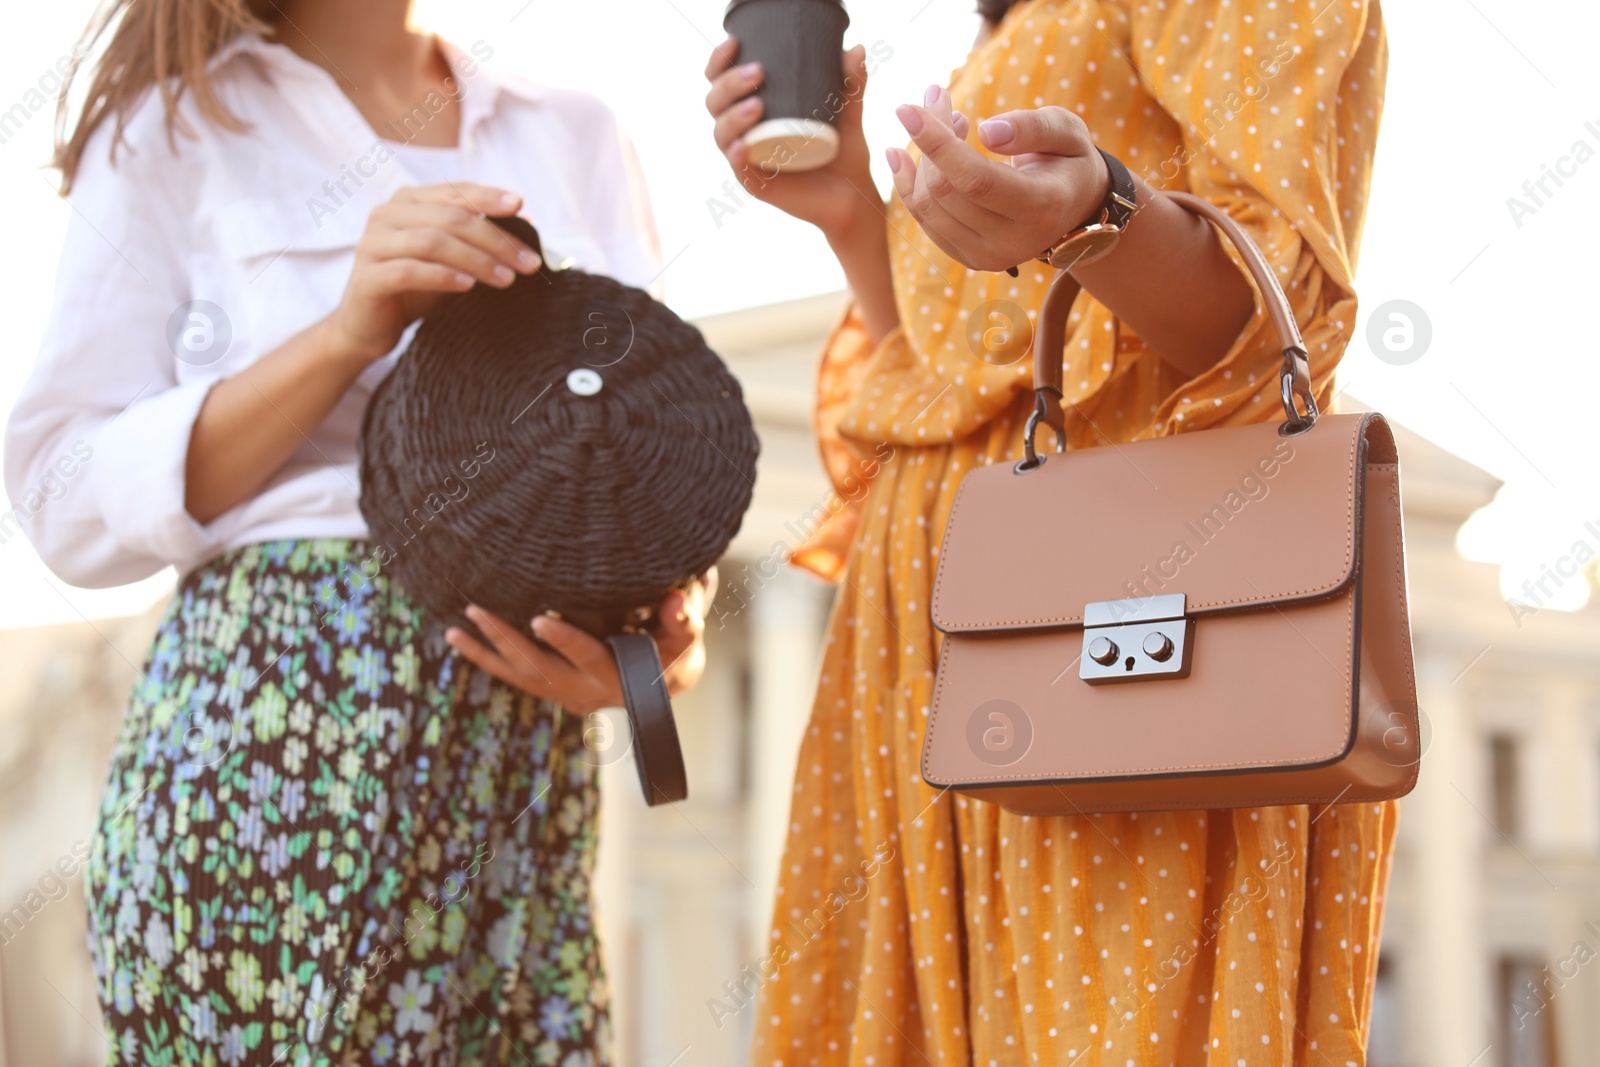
1087;636;1120;666
1141;631;1174;662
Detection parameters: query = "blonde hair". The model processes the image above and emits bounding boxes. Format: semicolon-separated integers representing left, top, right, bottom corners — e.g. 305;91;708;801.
53;0;279;193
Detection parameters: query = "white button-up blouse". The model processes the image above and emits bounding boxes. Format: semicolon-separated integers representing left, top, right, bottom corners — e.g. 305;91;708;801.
5;33;660;588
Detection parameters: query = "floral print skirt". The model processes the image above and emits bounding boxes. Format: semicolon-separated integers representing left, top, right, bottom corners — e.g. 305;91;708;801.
86;540;609;1067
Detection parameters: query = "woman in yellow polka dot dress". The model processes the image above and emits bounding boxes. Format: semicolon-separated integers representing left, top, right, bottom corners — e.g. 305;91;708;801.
706;0;1389;1062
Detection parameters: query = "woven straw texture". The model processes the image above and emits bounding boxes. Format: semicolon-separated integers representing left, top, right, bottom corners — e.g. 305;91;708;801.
724;0;850;128
359;217;759;635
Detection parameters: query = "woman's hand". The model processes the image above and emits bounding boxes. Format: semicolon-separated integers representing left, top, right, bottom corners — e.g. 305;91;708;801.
185;182;541;524
325;182;543;365
886;89;1110;273
706;38;901;342
443;574;713;715
704;38;878;240
889;87;1255;376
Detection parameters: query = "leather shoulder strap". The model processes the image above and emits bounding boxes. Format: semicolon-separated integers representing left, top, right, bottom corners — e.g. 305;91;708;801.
607;632;689;806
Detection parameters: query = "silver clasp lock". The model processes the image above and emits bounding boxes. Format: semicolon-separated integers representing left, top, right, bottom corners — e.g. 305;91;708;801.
1079;593;1194;685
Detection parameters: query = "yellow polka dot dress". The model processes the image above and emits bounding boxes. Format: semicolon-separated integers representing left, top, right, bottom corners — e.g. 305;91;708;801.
762;1;1393;1064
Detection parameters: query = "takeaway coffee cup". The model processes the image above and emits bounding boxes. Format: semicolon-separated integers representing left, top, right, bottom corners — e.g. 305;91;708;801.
724;0;851;173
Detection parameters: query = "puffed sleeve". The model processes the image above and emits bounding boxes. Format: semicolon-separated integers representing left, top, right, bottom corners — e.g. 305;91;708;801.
1084;0;1388;439
4;121;219;587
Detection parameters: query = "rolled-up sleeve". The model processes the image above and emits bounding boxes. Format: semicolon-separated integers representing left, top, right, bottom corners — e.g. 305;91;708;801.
4;127;219;587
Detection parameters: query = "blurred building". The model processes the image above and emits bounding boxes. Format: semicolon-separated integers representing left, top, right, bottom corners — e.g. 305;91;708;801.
1355;406;1600;1067
2;292;1598;1067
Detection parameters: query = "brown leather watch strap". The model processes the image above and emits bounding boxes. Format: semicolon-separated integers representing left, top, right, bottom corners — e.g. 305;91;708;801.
1028;192;1312;454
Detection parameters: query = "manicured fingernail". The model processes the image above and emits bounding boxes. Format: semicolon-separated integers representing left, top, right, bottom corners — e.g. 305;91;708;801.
979;118;1015;146
517;249;540;271
738;62;762;79
896;105;923;136
492;265;514;284
740;96;761;114
498;192;520;209
885;148;901;175
453;272;475;289
923;84;940;108
465;605;482;618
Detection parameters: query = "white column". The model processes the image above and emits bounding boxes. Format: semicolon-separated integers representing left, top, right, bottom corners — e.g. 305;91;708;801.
1546;682;1600;1063
621;598;757;1067
1408;651;1490;1067
596;756;639;1066
745;567;828;954
1524;682;1589;853
0;948;8;1067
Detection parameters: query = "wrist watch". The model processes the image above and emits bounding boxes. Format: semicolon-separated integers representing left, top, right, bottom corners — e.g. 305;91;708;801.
1036;147;1137;270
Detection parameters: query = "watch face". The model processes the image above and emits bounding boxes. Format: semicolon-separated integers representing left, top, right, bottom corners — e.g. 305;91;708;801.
1048;226;1122;269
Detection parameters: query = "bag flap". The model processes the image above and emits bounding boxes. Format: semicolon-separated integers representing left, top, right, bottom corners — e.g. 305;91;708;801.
931;412;1388;633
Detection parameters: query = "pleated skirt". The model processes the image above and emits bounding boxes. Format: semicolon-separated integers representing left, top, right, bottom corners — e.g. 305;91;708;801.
86;539;609;1067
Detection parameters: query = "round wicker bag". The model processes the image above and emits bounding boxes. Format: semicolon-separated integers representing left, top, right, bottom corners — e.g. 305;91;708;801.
358;216;759;805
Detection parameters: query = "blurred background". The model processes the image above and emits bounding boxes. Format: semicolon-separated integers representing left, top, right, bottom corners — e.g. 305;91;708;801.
2;1;1598;1066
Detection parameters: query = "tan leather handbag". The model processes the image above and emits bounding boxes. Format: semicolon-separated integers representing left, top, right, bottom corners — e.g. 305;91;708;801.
922;193;1421;815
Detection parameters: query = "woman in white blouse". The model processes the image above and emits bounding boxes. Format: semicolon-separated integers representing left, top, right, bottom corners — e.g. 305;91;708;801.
5;1;702;1063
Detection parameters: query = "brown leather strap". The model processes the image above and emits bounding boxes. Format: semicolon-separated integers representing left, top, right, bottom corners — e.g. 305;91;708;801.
1029;191;1313;452
607;632;688;806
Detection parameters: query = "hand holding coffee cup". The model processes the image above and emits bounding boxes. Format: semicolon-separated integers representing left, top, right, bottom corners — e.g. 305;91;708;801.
705;39;875;240
721;0;850;173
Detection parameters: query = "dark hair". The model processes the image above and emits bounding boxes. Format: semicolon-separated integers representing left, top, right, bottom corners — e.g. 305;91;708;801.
979;0;1023;22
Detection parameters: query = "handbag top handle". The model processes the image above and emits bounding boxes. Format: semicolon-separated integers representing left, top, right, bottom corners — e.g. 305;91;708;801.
1021;191;1318;470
